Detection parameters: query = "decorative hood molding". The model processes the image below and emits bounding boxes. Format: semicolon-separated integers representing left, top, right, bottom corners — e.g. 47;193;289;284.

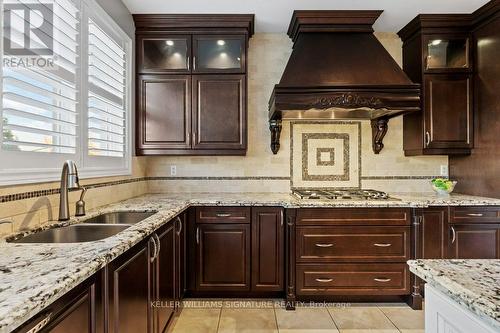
268;10;421;155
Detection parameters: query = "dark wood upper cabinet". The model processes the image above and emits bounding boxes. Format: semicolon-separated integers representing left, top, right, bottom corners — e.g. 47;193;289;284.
137;75;191;154
399;17;473;156
134;14;254;156
193;35;246;73
424;36;470;72
138;35;191;74
423;74;472;149
192;75;246;150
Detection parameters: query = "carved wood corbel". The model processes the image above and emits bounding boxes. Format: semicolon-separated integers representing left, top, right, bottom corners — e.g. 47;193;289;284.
269;120;282;154
371;117;389;154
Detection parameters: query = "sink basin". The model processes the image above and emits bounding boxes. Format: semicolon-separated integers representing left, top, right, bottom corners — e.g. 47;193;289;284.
8;224;131;243
81;211;156;225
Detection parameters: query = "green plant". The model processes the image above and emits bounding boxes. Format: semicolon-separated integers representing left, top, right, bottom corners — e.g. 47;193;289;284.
2;117;20;151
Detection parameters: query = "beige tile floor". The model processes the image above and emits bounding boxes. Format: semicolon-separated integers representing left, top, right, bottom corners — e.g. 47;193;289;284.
168;299;424;333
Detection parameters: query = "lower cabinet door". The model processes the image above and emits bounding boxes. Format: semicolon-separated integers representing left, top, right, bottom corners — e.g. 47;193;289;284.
154;222;176;333
449;224;500;259
196;223;251;291
108;240;153;333
251;207;284;292
14;275;98;333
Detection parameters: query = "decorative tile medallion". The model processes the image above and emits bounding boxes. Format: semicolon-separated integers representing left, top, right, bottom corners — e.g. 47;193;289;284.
291;121;361;189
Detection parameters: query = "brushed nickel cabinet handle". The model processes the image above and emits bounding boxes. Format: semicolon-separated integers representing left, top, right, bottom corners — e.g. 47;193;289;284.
150;236;158;263
154;234;161;256
467;213;483;217
374;278;392;283
187;56;190;71
451;226;456;244
176;216;182;235
215;213;231;217
196;227;200;245
315;243;334;248
280;209;284;227
374;243;392;247
26;312;52;333
315;278;333;283
425;131;431;146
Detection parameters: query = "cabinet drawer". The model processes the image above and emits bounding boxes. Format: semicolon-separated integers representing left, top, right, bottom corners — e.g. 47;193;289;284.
450;206;500;224
297;208;411;226
296;263;409;296
196;207;251;224
297;226;410;262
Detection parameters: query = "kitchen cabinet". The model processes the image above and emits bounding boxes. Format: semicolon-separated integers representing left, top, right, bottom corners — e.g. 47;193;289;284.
154;222;176;333
193;35;246;73
288;208;412;309
107;237;153;333
175;214;186;306
136;75;191;153
398;18;473;156
138;35;191;74
192;75;246;150
448;206;500;259
416;208;448;260
448;225;500;259
195;223;251;292
251;207;284;292
107;217;182;333
133;14;254;156
14;274;97;333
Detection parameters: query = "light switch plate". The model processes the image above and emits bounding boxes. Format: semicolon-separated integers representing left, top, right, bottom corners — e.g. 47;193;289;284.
440;165;449;177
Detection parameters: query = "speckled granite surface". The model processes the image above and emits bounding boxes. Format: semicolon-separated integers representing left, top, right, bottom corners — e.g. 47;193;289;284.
408;259;500;330
1;192;499;332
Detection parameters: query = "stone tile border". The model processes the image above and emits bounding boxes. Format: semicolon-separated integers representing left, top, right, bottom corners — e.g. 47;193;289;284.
0;175;443;204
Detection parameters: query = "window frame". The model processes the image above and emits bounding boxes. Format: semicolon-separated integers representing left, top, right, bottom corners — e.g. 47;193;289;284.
0;0;133;186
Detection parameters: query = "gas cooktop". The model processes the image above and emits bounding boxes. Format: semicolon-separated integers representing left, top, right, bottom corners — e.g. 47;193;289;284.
292;189;399;200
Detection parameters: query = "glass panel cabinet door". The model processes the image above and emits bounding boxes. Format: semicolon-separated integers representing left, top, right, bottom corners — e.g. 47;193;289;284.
139;36;190;73
426;38;469;70
193;35;245;73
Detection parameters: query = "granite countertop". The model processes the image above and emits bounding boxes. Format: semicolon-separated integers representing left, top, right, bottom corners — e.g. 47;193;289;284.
408;259;500;330
1;192;500;332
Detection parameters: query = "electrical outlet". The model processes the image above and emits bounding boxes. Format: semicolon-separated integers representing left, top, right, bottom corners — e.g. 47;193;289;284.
440;165;448;177
170;165;177;176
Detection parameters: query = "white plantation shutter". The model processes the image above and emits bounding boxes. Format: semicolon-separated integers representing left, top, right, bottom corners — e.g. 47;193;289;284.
87;17;126;158
0;0;132;185
2;0;80;155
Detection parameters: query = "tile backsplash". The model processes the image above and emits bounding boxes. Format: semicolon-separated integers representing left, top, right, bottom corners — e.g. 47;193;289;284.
0;33;448;237
146;33;448;194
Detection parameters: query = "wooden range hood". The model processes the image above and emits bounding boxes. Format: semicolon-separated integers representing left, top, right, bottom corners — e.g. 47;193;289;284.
268;10;421;154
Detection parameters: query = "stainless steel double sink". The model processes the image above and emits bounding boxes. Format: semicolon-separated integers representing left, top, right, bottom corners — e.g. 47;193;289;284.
9;211;156;244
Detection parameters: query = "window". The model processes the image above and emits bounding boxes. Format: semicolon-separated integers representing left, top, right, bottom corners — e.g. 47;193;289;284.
0;0;132;185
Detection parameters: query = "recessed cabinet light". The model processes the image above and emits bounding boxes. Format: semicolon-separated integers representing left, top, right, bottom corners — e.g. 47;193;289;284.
430;39;442;46
166;40;174;46
217;40;226;46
